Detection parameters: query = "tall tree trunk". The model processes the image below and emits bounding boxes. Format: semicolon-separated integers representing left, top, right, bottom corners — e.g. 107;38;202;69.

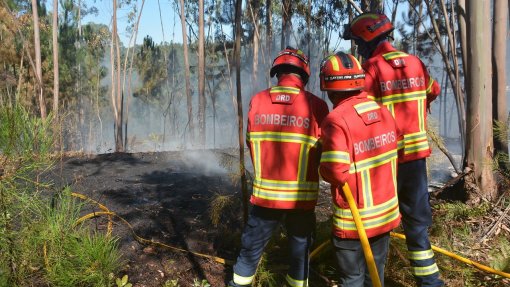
234;0;249;223
265;0;272;86
112;0;123;152
198;0;206;147
179;0;193;143
281;0;292;49
52;0;59;116
31;0;46;119
249;0;260;94
465;0;496;200
492;0;508;157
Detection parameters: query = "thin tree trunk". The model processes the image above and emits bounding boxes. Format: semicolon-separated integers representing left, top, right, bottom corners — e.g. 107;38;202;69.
249;1;260;94
492;0;508;156
114;0;123;152
31;0;46;119
281;0;292;49
265;0;272;86
198;0;206;147
123;0;145;149
234;0;249;223
52;0;59;116
465;0;496;200
425;0;465;159
179;0;193;144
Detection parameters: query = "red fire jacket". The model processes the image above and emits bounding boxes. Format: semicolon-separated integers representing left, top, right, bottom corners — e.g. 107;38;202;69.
246;74;329;210
319;93;401;239
363;41;440;163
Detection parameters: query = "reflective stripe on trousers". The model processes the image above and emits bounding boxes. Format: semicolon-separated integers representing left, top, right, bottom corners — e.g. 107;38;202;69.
398;159;444;287
232;206;315;286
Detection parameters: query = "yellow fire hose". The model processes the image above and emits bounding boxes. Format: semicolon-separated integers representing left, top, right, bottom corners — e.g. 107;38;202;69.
341;183;383;287
70;192;510;283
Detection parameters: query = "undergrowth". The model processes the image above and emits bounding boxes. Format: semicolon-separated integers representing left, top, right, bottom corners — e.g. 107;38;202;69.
0;105;122;286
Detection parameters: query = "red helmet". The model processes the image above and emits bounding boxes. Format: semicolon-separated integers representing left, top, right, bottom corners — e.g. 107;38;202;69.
320;52;365;92
270;47;310;83
343;13;394;43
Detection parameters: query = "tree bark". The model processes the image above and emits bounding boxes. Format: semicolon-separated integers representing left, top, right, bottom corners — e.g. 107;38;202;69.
52;0;59;116
492;0;509;156
234;0;249;223
465;0;496;200
31;0;46;119
265;0;272;86
249;0;260;94
112;0;123;152
198;0;206;147
281;0;292;49
179;0;193;143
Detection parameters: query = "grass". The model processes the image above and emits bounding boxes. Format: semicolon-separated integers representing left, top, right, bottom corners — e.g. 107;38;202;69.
0;105;123;286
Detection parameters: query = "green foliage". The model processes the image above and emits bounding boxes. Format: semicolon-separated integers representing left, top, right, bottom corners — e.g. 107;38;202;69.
163;279;180;287
0;105;122;286
192;278;211;287
116;274;133;287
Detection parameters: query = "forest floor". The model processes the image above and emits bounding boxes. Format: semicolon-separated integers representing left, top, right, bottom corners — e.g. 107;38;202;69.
44;148;507;287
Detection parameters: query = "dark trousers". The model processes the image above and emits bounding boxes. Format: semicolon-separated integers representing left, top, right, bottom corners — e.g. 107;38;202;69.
231;205;315;287
398;159;444;287
333;232;390;287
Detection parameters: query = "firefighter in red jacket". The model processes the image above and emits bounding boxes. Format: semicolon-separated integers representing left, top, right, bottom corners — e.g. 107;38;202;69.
343;13;444;287
319;52;401;286
228;47;329;287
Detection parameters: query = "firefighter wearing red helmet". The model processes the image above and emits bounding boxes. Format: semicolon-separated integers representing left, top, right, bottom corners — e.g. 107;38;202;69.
228;47;328;287
319;52;402;286
344;13;444;287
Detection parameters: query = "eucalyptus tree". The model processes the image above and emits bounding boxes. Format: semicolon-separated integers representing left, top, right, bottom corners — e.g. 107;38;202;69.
492;0;508;159
31;0;46;119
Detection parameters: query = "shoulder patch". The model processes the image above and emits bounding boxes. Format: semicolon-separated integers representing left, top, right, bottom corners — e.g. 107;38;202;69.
270;86;300;104
383;51;408;68
354;101;381;125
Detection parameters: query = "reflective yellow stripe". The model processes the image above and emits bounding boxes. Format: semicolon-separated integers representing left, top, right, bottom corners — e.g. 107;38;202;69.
270;86;301;94
351;13;379;25
403;131;427;143
426;78;435;94
367;95;377;101
380;91;426;105
404;141;429;155
387;103;395;117
297;144;308;181
411;263;439;276
418;98;425;132
383;51;409;60
351;149;398;172
354;101;381;114
328;55;340;71
253;141;262;178
334;196;399;219
391;159;397;192
333;204;400;230
252;187;318;201
233;273;254;285
248;131;318;146
361;170;373;207
321;151;350;164
253;178;319;191
286;274;308;287
408;249;434;261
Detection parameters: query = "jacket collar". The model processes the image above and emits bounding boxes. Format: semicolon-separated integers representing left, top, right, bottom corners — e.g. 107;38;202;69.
332;92;367;108
370;41;397;58
276;74;305;90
